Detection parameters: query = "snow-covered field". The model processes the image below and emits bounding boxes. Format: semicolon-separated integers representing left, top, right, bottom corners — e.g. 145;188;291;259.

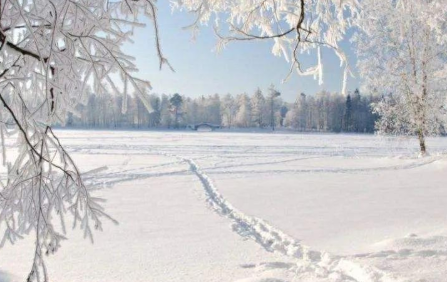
2;130;447;282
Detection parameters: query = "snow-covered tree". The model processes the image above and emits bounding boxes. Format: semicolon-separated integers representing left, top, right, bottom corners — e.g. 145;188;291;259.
298;93;308;130
160;94;173;128
285;93;306;130
221;94;237;128
284;107;297;129
170;93;184;128
356;0;447;155
343;94;353;132
251;88;266;128
184;97;199;125
0;0;169;280
267;85;281;130
148;94;162;127
235;93;252;127
279;104;288;127
205;94;222;125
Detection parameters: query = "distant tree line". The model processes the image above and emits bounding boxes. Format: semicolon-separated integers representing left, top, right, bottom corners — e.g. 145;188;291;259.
65;87;379;133
284;89;379;133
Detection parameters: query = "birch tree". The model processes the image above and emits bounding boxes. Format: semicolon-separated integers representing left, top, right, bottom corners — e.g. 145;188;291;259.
221;94;237;128
356;0;447;155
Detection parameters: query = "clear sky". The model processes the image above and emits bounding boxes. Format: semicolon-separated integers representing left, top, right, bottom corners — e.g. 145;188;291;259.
125;2;360;102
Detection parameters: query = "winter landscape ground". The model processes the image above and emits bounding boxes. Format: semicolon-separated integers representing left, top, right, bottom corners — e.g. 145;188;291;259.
1;130;447;282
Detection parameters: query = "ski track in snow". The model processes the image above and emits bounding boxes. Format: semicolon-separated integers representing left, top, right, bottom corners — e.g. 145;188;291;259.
354;248;447;259
208;156;440;175
203;156;328;171
81;152;439;190
167;153;409;282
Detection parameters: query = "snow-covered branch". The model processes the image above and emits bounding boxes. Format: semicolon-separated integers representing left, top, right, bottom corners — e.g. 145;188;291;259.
173;0;360;94
0;0;168;280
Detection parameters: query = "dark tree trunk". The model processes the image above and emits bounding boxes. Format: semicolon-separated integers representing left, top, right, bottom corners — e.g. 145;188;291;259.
418;129;427;156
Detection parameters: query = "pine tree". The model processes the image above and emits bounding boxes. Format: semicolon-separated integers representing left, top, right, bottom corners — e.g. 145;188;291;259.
268;85;281;131
344;94;353;132
170;93;184;129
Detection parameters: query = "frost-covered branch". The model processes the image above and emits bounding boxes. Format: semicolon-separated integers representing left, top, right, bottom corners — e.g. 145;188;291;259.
0;0;169;280
173;0;360;94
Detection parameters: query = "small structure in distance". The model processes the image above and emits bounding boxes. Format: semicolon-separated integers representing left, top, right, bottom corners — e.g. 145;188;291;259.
188;123;221;132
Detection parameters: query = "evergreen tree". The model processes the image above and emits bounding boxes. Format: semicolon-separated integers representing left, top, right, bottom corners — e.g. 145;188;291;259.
268;85;281;131
170;93;184;129
344;94;353;132
279;105;288;127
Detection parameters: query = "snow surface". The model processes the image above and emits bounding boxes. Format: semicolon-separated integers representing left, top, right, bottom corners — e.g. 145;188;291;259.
1;130;447;282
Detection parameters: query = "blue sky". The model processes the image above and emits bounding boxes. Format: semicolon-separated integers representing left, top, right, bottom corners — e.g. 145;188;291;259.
125;2;360;102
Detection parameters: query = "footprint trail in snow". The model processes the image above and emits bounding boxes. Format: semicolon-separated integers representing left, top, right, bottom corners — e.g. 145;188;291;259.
175;155;409;282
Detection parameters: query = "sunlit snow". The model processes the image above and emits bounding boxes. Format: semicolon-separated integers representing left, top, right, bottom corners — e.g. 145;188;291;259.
2;130;447;282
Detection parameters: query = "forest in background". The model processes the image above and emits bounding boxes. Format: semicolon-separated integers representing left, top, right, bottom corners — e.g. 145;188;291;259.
66;88;379;133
